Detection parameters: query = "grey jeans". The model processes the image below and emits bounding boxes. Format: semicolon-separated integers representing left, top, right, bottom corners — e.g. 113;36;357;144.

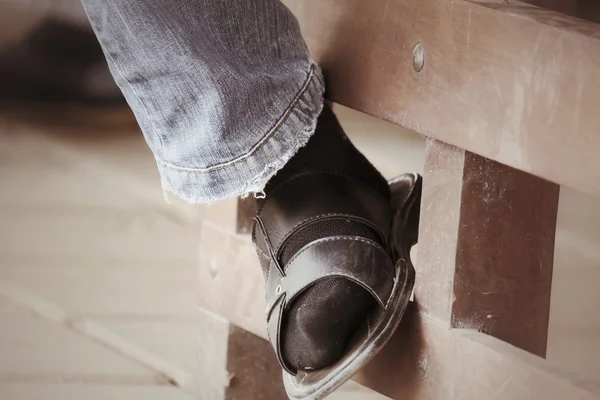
80;0;325;203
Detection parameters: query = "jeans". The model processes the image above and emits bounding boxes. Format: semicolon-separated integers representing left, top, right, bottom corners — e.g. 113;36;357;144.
80;0;325;203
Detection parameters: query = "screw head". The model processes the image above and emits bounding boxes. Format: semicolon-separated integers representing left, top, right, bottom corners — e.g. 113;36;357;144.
412;43;425;73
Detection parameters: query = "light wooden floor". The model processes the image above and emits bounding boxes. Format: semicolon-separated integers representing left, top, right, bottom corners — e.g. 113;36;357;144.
0;105;598;400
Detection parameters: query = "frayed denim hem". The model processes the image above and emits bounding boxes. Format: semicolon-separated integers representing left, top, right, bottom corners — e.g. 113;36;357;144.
155;64;325;204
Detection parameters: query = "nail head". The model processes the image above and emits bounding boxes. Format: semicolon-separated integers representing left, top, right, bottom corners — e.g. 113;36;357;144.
412;43;425;73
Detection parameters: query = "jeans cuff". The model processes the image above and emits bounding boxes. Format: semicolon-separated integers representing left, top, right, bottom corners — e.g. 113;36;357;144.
155;63;325;204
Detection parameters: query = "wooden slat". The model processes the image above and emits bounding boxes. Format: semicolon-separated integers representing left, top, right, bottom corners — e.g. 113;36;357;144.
523;0;580;16
416;139;559;356
197;211;600;399
225;325;287;400
198;221;266;338
196;309;286;399
197;309;229;400
199;251;600;400
283;0;600;199
354;305;600;400
522;0;600;21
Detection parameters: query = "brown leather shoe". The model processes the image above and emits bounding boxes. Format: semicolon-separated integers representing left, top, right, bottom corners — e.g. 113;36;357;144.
253;172;421;399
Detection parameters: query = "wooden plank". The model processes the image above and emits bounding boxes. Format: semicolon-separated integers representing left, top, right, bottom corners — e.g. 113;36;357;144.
197;309;229;400
523;0;580;16
354;304;600;400
578;0;600;22
225;325;287;400
197;221;266;338
411;140;465;330
522;0;600;21
196;308;286;400
197;198;600;399
283;0;600;199
416;139;559;356
198;253;600;400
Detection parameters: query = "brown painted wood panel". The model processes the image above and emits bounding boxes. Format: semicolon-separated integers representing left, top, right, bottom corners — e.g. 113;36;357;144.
196;310;286;399
522;0;600;22
523;0;580;16
197;221;599;399
283;0;600;200
416;139;559;356
453;148;559;356
199;263;600;400
354;305;600;400
225;325;287;400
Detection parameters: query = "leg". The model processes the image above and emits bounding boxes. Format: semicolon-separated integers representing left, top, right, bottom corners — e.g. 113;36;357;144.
81;1;419;397
80;0;324;203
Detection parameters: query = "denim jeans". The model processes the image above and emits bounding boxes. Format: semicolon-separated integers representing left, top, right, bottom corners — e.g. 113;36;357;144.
81;0;325;203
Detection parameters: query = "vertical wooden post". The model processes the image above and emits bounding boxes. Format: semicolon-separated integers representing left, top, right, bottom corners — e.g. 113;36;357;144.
415;139;560;356
522;0;580;16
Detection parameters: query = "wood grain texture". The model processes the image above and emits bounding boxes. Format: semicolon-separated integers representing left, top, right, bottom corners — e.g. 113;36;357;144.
197;220;600;399
197;221;266;339
283;0;600;199
412;140;466;328
224;325;286;400
416;139;559;356
354;305;600;400
196;311;229;400
453;147;559;356
522;0;580;16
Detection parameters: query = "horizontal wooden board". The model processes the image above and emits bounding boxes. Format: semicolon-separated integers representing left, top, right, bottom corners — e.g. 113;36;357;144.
197;222;266;339
283;0;600;199
355;305;600;399
197;224;600;399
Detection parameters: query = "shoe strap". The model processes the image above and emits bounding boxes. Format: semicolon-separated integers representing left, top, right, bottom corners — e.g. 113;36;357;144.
264;236;396;375
256;172;391;258
254;171;395;375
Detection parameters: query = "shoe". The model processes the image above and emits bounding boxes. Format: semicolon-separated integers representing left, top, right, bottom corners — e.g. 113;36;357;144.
253;171;422;399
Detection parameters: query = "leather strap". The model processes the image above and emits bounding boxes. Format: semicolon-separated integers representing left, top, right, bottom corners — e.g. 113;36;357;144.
258;172;391;256
265;236;395;374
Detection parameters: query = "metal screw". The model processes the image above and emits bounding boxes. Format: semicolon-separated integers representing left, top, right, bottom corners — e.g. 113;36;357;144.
412;43;425;73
